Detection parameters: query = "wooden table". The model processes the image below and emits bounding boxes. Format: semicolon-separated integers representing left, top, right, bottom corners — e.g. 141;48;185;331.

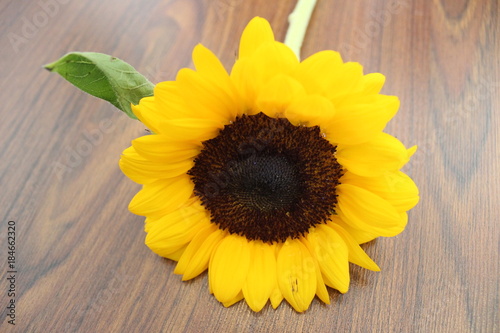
1;0;498;332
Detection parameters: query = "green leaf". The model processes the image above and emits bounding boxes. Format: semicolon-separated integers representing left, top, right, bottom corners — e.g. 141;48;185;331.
44;52;155;120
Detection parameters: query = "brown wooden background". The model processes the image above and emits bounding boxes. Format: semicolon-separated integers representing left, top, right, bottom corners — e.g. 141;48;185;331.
0;0;498;332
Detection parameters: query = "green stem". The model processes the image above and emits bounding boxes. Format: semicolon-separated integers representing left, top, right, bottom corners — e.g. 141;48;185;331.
284;0;318;61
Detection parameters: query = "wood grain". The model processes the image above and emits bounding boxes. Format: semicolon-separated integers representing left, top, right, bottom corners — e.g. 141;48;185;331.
0;0;498;332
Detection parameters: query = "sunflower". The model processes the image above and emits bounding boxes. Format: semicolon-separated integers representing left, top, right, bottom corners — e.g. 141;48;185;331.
119;17;419;312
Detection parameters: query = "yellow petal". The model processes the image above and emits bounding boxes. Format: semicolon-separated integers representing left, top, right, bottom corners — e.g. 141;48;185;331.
131;134;200;163
306;225;350;293
301;237;330;304
285;94;335;127
119;147;154;184
175;68;238;121
192;44;245;117
325;62;364;102
222;291;244;308
256;74;306;118
341;171;419;212
324;95;399;145
359;73;386;94
329;223;380;271
336;132;411;177
408;145;417;157
295;56;364;103
336;184;407;237
269;244;284;309
228;58;254;113
145;206;207;259
143;197;199;233
193;43;229;78
293;50;344;95
159;118;223;143
152;82;192;120
242;241;277;312
128;175;194;217
209;234;251;303
231;42;299;113
239;17;275;59
329;215;378;244
276;239;317;312
131;96;166;134
338;72;387;98
120;149;193;184
249;41;299;84
175;225;226;281
270;287;284;309
162;244;188;261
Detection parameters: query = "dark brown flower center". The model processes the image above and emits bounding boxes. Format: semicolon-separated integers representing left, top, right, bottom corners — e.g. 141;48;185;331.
188;113;342;243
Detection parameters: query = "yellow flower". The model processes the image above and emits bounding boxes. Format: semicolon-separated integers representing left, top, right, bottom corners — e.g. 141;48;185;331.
119;17;419;312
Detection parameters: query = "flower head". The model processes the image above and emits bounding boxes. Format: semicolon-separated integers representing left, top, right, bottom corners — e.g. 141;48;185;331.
120;17;419;312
